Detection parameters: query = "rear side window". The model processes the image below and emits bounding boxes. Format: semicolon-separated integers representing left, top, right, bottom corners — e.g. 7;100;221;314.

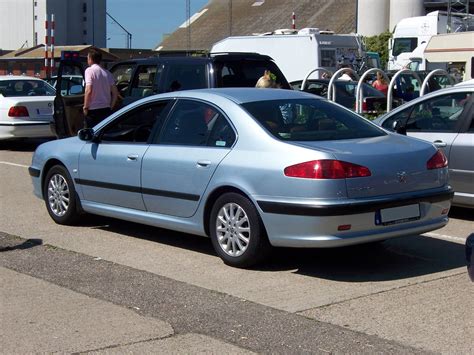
214;59;290;89
162;63;208;92
242;99;385;141
158;100;235;147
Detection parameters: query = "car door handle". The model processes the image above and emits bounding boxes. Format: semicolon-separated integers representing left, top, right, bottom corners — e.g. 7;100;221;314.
127;154;139;161
197;160;211;167
433;140;447;148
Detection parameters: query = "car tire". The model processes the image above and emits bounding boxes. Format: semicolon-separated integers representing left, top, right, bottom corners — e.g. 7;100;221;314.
43;165;80;225
210;192;272;268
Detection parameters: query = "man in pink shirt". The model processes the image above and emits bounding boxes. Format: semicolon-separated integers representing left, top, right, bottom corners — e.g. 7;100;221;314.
83;48;119;128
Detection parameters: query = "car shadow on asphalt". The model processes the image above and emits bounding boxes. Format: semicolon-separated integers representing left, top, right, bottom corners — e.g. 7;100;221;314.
449;206;474;221
0;138;54;152
265;236;467;282
87;214;466;282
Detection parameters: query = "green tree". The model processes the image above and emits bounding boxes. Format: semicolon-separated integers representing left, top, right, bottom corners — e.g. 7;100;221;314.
363;30;392;69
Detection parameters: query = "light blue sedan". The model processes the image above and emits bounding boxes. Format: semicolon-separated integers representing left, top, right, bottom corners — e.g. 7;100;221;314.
29;88;453;267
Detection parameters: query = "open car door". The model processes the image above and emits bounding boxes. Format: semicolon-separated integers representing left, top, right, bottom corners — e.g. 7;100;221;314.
52;57;86;138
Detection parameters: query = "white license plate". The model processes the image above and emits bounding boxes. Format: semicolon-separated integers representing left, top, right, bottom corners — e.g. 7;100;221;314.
376;204;420;225
37;108;52;115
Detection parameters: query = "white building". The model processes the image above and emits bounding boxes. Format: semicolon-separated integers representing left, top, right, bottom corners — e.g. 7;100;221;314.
0;0;106;50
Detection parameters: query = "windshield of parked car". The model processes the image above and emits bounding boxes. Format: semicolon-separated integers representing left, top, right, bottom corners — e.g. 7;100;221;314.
242;99;386;141
0;79;55;97
214;59;291;89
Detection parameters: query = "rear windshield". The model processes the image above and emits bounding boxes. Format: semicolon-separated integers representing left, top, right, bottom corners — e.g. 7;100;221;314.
214;59;290;89
0;79;55;97
242;99;386;141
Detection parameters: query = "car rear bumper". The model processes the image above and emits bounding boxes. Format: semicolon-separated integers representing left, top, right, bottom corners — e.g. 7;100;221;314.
256;187;453;248
0;121;54;139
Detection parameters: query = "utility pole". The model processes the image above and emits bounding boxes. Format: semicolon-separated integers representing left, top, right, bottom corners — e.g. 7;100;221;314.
106;12;132;48
186;0;191;52
229;0;232;36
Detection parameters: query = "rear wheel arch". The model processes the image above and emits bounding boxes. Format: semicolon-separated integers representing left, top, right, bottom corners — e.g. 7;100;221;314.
203;186;260;237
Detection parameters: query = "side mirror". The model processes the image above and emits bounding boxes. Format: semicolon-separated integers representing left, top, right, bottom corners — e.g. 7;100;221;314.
70;85;83;95
392;120;407;135
78;128;95;141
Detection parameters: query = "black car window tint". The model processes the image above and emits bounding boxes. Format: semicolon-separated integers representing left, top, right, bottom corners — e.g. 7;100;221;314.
101;101;170;143
163;63;207;92
406;92;470;132
159;100;213;146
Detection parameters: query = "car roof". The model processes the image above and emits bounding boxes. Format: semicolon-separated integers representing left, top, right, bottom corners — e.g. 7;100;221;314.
112;53;274;66
168;88;319;104
0;75;44;81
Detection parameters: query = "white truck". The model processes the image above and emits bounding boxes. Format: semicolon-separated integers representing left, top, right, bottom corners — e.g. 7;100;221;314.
388;11;469;71
211;28;365;83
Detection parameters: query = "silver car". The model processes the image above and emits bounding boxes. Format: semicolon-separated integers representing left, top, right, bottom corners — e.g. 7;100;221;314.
375;85;473;208
30;88;453;267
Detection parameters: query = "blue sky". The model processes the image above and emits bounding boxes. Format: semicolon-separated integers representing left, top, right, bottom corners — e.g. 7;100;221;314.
106;0;209;49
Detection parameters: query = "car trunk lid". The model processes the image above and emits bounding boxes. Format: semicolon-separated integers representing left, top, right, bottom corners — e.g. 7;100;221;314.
293;134;447;199
4;96;54;121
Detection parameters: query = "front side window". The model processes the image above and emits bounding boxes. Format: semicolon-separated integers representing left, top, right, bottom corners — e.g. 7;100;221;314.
392;38;418;56
242;99;385;141
0;80;55;97
129;65;160;98
159;100;235;147
381;107;412;130
405;92;471;132
111;63;136;96
100;101;171;143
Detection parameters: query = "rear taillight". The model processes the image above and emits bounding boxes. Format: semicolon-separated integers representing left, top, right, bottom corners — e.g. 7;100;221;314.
284;160;371;179
8;106;29;117
427;149;448;170
361;99;368;112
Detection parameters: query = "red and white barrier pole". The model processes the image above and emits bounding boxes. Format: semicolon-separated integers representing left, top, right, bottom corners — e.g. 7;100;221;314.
44;15;49;78
50;14;55;76
292;12;296;30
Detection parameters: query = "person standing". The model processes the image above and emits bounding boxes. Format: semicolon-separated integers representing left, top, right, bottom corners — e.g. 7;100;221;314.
83;48;119;128
372;72;388;95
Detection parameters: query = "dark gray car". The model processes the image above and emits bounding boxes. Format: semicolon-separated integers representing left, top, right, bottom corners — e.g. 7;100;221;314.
375;85;474;208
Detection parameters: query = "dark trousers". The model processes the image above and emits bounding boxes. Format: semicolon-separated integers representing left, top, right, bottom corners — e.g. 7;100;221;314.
85;107;112;128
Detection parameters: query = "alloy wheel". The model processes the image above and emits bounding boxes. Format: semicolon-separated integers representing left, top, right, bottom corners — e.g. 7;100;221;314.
47;174;70;217
215;202;251;257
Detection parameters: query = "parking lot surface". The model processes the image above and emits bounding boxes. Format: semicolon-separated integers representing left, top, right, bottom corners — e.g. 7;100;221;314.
1;139;472;354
